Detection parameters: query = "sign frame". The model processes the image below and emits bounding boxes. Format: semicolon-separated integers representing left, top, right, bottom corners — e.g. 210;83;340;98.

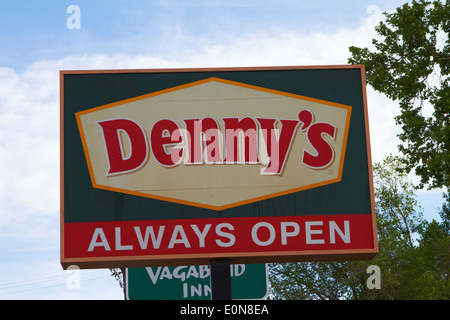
60;65;378;269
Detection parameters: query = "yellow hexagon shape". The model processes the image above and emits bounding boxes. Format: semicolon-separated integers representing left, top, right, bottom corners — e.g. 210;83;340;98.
76;78;351;210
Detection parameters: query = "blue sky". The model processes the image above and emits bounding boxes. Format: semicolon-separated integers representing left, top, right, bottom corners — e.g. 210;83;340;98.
0;0;445;300
0;0;404;69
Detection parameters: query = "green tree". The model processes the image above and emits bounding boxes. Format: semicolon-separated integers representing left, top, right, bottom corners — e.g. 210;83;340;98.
348;0;449;190
269;155;449;300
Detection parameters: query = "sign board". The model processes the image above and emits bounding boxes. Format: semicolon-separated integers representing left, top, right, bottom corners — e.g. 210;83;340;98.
60;65;378;269
125;264;268;300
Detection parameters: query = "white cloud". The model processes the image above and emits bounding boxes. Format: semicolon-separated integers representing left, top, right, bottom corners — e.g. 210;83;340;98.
163;25;378;67
366;86;402;164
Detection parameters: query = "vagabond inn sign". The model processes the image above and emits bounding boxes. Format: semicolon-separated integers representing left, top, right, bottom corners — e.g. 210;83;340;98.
60;66;378;269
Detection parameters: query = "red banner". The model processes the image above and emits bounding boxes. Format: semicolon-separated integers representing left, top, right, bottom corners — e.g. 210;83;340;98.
64;214;374;259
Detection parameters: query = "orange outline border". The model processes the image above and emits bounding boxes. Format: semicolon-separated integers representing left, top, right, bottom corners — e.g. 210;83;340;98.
61;65;378;269
75;77;352;211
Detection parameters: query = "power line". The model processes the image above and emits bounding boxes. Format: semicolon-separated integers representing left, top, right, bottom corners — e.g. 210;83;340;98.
0;274;110;296
0;270;112;296
0;270;104;289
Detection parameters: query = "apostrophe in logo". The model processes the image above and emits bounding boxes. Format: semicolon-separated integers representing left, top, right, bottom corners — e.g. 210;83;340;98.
76;78;351;210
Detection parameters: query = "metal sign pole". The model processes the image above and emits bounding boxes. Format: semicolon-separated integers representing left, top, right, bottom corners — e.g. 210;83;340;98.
209;259;232;300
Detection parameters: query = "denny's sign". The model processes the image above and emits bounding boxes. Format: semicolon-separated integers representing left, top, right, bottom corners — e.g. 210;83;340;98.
60;66;378;269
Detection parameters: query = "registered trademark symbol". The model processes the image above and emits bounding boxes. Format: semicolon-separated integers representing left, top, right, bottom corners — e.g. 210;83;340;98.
328;169;334;175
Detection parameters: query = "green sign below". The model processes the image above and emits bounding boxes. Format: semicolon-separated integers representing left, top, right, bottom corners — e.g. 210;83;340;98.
125;264;268;300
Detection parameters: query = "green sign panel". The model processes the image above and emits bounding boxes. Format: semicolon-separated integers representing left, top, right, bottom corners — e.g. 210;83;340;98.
125;264;268;300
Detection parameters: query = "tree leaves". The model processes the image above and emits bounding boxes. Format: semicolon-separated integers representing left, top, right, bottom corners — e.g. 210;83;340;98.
348;0;449;189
